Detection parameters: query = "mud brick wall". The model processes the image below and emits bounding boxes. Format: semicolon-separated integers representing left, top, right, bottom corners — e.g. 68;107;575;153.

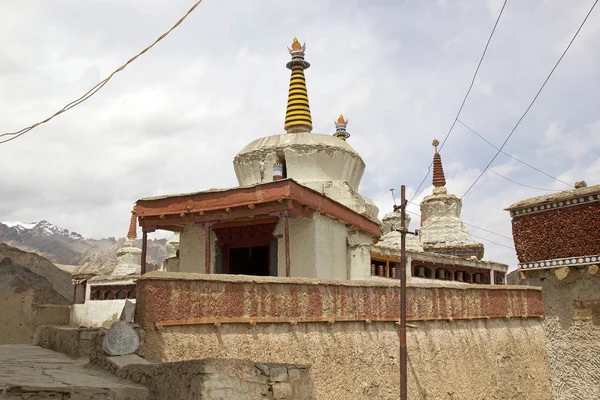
134;272;552;400
135;272;543;327
511;202;600;263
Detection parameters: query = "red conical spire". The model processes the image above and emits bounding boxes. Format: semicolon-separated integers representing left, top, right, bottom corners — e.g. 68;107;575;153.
127;207;137;240
432;139;446;188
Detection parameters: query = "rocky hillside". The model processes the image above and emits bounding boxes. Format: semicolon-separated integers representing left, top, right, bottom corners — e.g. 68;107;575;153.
0;244;72;344
0;243;73;301
0;221;167;275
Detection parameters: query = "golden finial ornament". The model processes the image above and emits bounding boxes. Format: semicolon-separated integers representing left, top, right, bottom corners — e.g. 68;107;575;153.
334;114;350;140
432;138;440;153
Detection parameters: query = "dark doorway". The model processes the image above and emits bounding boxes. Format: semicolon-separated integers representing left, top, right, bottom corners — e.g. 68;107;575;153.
227;245;270;276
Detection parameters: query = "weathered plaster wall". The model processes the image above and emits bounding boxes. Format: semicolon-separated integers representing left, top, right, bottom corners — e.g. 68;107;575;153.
285;218;317;278
348;232;374;280
179;223;217;273
539;270;600;400
179;223;205;273
71;277;137;328
0;291;35;344
135;273;551;399
510;202;600;263
71;300;133;328
233;133;365;190
314;213;348;280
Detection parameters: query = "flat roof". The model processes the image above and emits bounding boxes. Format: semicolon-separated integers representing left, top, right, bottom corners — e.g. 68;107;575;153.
135;179;381;238
505;184;600;211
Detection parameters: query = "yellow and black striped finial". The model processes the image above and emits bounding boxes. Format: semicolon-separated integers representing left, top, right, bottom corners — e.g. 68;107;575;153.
284;38;312;133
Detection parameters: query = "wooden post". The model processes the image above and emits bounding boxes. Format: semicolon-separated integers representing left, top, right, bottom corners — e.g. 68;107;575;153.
141;230;148;275
399;185;408;400
72;284;77;304
205;224;211;274
284;211;291;277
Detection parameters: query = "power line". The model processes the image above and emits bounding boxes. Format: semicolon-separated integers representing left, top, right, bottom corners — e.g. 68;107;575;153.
405;210;515;250
420;0;598;233
456;119;573;188
455;0;598;203
409;0;508;204
0;0;205;145
407;200;513;240
487;168;562;192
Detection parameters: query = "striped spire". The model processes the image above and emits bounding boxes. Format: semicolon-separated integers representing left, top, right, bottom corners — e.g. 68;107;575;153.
284;38;312;133
127;208;137;239
432;139;447;188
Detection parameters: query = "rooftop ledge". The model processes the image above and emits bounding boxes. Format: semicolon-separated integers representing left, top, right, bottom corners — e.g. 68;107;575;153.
138;271;539;291
505;184;600;211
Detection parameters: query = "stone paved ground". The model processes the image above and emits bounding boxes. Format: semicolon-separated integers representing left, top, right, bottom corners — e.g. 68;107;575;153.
0;344;148;399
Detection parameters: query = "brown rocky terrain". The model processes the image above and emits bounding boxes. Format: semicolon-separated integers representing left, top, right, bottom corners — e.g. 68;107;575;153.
0;221;166;275
0;244;72;344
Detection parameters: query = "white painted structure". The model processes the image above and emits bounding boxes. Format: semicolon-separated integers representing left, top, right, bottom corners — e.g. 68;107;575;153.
233;132;380;222
70;276;137;328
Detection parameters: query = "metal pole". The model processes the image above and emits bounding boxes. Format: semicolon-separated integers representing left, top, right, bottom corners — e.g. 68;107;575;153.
400;184;408;400
141;230;148;275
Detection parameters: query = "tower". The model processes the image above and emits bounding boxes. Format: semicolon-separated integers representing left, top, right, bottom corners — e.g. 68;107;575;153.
284;38;312;133
419;139;484;259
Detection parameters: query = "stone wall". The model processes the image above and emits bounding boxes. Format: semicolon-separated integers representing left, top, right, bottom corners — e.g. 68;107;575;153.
88;330;315;400
0;291;70;345
537;269;600;400
135;272;552;399
510;202;600;263
34;325;105;358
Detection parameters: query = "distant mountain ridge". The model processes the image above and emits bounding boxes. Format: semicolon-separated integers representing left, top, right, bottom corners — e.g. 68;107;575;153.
0;220;166;275
2;220;83;240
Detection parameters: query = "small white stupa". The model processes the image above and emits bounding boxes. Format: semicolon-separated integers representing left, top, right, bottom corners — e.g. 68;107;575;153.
418;139;484;259
112;211;141;276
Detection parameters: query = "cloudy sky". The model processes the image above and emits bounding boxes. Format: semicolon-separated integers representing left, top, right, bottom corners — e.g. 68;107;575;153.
1;0;599;270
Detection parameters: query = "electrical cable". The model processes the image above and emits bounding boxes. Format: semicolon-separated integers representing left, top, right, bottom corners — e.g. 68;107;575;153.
417;0;598;234
407;200;513;240
456;119;573;188
455;0;598;203
408;0;508;204
405;210;515;250
487;168;562;192
0;0;205;145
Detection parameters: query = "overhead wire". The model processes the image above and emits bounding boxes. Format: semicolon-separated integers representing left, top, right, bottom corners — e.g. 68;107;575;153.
456;119;573;188
418;0;598;232
404;210;515;250
408;0;508;204
453;0;598;204
406;200;513;240
0;0;205;145
487;168;562;192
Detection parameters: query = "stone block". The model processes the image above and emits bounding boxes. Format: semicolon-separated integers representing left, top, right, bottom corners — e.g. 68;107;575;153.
288;368;301;382
120;300;136;323
102;321;140;356
255;363;270;376
270;366;288;382
272;382;293;399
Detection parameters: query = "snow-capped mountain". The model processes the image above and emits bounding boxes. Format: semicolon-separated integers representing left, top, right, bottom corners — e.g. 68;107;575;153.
0;219;167;273
2;220;83;240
